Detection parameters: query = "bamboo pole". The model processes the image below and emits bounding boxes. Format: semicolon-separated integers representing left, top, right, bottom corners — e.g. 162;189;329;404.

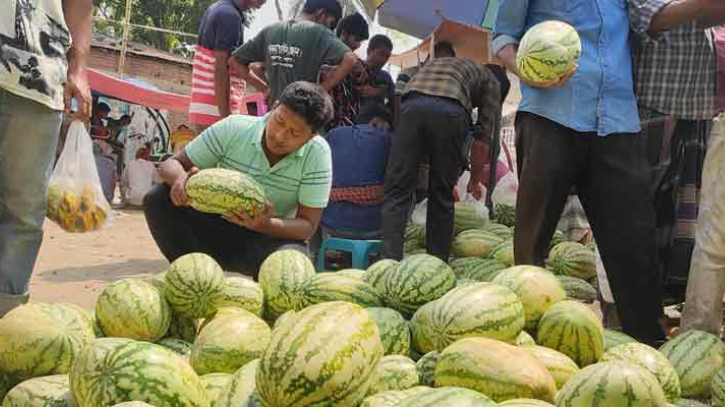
117;0;133;75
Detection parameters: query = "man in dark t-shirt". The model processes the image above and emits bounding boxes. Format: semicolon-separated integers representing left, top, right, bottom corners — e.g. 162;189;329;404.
190;0;265;128
230;0;357;104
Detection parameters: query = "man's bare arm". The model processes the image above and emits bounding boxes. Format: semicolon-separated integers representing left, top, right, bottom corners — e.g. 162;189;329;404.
230;58;269;95
62;0;93;118
320;52;357;93
214;50;232;118
648;0;725;34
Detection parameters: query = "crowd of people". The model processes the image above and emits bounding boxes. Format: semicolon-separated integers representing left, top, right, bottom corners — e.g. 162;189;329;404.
1;0;725;352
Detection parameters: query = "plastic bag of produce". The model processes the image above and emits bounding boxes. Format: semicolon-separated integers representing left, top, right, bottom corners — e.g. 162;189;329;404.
46;121;113;232
491;171;518;207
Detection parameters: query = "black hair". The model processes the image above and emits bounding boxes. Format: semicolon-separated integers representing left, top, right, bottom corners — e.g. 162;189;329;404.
355;102;393;128
302;0;343;23
434;41;456;57
97;102;111;113
278;81;334;132
368;34;393;52
335;12;369;41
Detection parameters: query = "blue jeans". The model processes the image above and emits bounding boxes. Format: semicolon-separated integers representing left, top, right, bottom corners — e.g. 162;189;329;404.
0;89;61;295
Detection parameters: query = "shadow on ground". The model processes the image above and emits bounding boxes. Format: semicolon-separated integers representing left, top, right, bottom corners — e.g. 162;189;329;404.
36;259;169;283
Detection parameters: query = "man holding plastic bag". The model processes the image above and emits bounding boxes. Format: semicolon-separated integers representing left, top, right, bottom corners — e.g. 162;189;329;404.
0;0;93;317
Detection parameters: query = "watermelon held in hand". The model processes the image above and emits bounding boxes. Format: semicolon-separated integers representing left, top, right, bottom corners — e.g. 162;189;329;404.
164;252;225;319
95;278;171;342
555;361;667;406
516;20;582;84
256;301;384;407
186;168;267;217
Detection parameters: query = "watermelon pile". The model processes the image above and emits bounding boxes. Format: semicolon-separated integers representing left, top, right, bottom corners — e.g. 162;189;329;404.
2;244;722;407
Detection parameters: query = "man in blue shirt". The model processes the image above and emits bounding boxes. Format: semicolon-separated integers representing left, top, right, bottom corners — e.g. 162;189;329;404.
321;103;392;238
494;0;665;346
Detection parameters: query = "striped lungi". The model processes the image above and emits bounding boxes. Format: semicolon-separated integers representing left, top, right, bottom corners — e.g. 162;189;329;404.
189;45;246;126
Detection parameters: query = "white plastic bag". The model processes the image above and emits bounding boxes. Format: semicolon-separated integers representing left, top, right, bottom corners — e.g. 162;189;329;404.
491;171;518;207
411;199;428;226
46;121;113;233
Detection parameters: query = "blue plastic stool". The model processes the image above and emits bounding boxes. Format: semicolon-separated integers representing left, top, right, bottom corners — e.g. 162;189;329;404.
316;237;382;272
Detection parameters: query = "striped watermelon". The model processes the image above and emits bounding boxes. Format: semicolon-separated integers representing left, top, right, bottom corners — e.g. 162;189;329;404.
214;359;261;407
367;355;419;395
199;306;252;332
405;223;426;247
454;201;489;233
70;339;209;407
416;351;440;387
450;257;486;277
411;282;525;354
95;278;171;341
603;328;637;351
493;204;516;227
490;239;515;266
555;361;667;406
0;303;96;381
602;342;681;402
213;277;264;317
186;168;267;216
156;338;193;359
55;303;96;335
111;403;156;407
336;269;366;279
712;366;725;407
435;337;557;402
547;242;596;279
522;345;580;390
382;254;456;318
398;387;496;407
165;311;200;342
659;330;725;398
2;374;73;407
191;308;271;375
516;20;581;83
363;260;399;293
202;373;232;401
360;386;431;407
164;252;225;319
556;275;597;303
0;370;13;403
258;249;316;319
483;222;514;239
671;400;711;407
536;300;604;367
492;266;566;331
451;230;504;258
272;310;297;330
366;307;411;356
144;270;167;292
549;230;565;251
256;301;384;407
457;259;508;282
515;330;537;346
300;274;384;309
500;399;555;407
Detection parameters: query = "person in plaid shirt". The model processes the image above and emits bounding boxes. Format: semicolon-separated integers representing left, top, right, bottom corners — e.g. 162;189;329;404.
382;53;501;262
596;0;723;332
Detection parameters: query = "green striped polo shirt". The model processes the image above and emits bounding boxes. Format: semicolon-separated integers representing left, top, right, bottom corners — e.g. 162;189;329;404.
185;114;332;219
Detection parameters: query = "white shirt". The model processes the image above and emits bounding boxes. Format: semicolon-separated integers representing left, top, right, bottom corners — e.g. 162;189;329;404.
123;159;157;206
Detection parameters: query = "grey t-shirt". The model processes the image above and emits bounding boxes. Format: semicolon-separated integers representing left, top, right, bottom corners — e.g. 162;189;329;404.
232;20;350;102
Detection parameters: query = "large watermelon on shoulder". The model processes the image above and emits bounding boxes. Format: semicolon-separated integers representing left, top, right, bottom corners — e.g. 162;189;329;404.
214;359;261;407
367;355;419;395
366;307;411;356
451;230;504;258
300;274;384;309
95;278;171;341
256;301;384;407
555;360;667;406
258;249;316;320
186;168;267;216
0;303;96;382
398;387;496;407
2;374;73;407
213;276;264;317
410;282;525;354
382;254;456;318
492;265;566;331
70;339;209;407
522;345;580;390
164;252;225;319
435;337;557;403
536;300;604;367
602;342;681;402
191;307;271;375
547;242;596;279
659;329;725;399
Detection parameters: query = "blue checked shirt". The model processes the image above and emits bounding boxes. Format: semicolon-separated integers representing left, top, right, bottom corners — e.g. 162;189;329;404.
493;0;641;136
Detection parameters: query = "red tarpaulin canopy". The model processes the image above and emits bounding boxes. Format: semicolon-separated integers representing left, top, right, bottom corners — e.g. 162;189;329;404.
87;69;190;113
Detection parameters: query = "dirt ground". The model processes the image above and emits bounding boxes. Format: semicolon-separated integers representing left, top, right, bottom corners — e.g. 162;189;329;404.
32;209;167;310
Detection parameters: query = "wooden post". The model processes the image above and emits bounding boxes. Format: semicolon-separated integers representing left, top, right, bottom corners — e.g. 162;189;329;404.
117;0;133;75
